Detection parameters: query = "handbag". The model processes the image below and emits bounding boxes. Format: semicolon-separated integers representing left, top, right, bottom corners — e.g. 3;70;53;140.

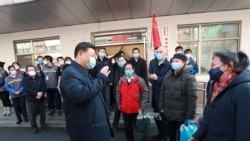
180;119;198;141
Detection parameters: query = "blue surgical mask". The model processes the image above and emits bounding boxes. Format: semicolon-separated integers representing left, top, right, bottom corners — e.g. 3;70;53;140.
118;62;126;68
99;52;106;58
38;60;44;65
208;67;223;82
153;52;157;58
156;53;164;60
87;57;96;69
133;53;139;58
171;62;181;70
125;70;133;77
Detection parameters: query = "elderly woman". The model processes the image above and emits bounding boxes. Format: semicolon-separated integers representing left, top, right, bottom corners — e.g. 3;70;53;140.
190;50;250;141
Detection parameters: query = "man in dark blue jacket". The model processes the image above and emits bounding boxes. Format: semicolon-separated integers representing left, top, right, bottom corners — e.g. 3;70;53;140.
93;47;113;114
149;46;171;140
60;42;113;141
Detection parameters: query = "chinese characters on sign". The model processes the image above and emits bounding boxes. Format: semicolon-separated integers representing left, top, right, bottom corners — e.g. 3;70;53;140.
162;26;169;58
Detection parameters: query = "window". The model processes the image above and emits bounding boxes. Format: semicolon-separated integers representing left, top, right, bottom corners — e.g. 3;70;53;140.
177;22;240;74
14;37;61;68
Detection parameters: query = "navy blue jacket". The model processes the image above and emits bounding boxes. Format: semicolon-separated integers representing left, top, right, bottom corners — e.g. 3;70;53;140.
60;61;113;141
193;69;250;141
149;59;171;111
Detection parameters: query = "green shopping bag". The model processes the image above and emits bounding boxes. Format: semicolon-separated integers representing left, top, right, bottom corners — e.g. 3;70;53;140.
134;109;151;141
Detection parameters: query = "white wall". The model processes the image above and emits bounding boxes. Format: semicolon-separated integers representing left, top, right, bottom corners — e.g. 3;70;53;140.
0;9;249;81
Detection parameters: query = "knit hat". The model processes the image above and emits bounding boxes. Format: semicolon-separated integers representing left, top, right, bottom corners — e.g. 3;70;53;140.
172;53;187;62
0;61;5;68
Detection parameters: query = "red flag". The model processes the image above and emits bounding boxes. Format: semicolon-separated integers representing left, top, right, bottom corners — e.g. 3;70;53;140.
152;12;161;49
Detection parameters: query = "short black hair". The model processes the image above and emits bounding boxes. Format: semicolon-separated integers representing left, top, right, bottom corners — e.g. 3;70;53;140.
184;49;192;54
12;62;20;66
8;65;15;71
132;48;140;53
175;46;183;51
37;56;43;60
57;56;64;61
124;62;134;69
98;47;106;52
74;42;95;58
25;64;36;72
44;55;53;63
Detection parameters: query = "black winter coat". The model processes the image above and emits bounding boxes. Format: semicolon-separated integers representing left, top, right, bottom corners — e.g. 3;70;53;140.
160;68;197;122
60;61;113;141
193;69;250;141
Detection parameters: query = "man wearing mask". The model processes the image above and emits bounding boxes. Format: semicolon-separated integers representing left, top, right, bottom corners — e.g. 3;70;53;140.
160;53;197;141
57;56;64;73
22;65;48;134
175;46;184;54
128;48;147;82
184;49;199;75
36;56;44;78
149;46;171;140
43;55;61;116
60;42;113;141
93;47;113;114
12;62;24;77
111;55;126;134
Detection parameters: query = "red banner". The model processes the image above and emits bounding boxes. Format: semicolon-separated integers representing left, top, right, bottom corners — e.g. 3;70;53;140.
152;13;161;49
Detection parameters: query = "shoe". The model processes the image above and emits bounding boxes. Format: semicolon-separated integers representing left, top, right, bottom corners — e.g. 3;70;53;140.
41;125;48;130
112;126;118;134
16;120;22;124
48;111;55;116
23;118;29;122
56;110;62;116
33;128;39;134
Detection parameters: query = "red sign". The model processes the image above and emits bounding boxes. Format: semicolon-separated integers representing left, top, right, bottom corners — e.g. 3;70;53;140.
112;35;128;42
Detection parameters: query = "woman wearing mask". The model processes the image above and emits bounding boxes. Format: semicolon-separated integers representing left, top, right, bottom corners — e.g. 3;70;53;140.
5;65;28;124
22;65;48;134
116;63;149;141
12;62;24;77
0;61;12;116
190;50;250;141
160;53;197;141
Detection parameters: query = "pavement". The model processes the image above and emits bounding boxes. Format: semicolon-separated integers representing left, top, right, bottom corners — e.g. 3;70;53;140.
0;102;204;141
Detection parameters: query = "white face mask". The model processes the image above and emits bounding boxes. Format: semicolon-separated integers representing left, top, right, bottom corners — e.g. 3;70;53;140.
59;60;64;65
65;61;71;64
185;54;191;58
28;71;36;76
43;60;48;65
10;70;17;76
14;65;20;70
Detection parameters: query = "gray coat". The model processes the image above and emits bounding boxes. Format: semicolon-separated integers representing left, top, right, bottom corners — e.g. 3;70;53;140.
160;68;197;122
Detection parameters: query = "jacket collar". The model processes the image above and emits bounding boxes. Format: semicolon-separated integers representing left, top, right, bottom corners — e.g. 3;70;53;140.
71;61;89;74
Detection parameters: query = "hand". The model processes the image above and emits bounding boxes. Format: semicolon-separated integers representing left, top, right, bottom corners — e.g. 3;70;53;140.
109;83;113;86
37;92;43;97
189;137;198;141
15;91;20;95
160;110;164;113
150;74;158;80
100;66;110;77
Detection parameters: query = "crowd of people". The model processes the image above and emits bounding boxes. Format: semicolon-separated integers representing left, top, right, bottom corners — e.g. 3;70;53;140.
1;41;250;141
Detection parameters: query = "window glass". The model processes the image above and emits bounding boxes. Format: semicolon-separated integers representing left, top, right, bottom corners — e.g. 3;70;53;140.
15;42;32;54
177;26;199;41
201;23;239;39
177;22;239;74
14;37;61;69
200;40;238;73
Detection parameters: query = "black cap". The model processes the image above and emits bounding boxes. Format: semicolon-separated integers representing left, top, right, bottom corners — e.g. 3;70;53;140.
0;61;5;68
172;53;187;62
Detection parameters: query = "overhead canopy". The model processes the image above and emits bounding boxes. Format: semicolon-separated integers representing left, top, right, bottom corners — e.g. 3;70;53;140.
0;0;249;34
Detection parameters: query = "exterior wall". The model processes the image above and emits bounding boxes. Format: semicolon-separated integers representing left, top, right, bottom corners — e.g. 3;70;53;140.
0;9;250;81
